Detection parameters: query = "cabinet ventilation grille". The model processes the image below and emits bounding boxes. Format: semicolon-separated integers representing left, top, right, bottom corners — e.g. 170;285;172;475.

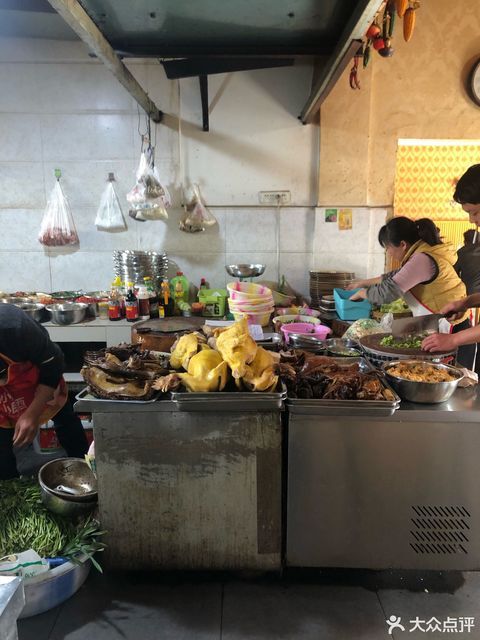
410;505;470;555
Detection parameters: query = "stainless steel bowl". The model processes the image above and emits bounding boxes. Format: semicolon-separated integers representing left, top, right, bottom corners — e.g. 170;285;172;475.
38;458;97;502
46;302;88;325
225;263;266;278
18;303;46;323
326;338;362;357
0;296;36;305
39;484;97;518
289;333;326;353
382;360;464;404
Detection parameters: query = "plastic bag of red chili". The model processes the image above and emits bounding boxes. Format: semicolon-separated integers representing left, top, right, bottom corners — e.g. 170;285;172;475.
39;170;79;247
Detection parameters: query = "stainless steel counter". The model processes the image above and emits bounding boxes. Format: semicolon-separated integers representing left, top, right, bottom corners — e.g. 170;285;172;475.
75;395;283;571
0;577;24;640
286;386;480;571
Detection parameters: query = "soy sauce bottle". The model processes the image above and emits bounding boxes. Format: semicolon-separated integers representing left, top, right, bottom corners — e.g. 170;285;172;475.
125;282;139;322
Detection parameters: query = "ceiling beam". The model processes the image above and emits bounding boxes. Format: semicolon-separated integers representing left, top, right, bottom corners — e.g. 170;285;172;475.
161;57;294;80
300;0;382;124
46;0;162;122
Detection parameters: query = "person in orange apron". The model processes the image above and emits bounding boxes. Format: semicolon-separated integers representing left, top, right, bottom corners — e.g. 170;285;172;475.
0;304;88;480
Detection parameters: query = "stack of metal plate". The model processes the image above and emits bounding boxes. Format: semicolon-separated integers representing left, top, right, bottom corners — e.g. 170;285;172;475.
113;250;168;284
309;270;355;308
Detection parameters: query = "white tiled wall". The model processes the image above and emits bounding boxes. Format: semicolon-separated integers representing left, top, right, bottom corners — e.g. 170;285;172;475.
312;207;388;279
0;37;385;298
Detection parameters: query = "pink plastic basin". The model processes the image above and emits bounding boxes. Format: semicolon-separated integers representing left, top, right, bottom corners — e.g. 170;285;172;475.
281;322;331;344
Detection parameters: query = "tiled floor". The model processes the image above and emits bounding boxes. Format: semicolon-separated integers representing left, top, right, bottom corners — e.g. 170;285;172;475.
17;568;480;640
14;447;480;640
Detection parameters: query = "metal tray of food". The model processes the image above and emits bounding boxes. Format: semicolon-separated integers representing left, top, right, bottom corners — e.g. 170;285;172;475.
171;383;287;412
74;388;161;412
286;357;401;416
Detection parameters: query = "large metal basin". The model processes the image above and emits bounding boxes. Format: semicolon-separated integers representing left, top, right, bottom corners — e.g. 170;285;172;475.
382;360;464;403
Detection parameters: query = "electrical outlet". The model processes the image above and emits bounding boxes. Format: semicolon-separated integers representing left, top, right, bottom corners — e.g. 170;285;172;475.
258;191;291;205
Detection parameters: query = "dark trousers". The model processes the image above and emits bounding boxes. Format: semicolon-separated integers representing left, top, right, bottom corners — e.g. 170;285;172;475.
453;318;477;370
0;399;88;481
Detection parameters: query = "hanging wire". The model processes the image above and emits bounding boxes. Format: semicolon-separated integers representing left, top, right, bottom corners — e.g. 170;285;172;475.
177;79;186;210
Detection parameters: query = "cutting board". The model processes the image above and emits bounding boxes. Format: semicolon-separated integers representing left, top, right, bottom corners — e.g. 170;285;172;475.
131;317;206;351
134;317;205;334
359;333;454;358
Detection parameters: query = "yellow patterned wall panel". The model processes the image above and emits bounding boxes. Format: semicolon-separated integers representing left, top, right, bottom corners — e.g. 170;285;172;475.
394;143;480;221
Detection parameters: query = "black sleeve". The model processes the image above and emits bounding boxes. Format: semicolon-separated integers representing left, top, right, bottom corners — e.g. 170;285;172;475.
0;305;64;388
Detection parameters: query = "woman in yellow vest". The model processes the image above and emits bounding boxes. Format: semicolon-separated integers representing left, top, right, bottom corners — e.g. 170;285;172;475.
349;216;474;368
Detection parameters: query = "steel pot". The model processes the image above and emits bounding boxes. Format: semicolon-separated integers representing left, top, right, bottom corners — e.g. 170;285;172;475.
46;302;88;325
382;360;464;404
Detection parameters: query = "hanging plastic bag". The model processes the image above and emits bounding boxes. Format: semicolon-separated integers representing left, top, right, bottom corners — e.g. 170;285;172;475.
95;174;127;231
39;171;79;246
127;150;170;222
179;183;217;233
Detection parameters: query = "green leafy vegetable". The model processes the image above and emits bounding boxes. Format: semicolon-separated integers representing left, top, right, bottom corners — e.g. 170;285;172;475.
380;334;424;349
0;478;105;570
379;299;410;313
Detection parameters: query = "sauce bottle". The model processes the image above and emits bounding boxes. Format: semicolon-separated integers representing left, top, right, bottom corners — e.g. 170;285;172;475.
144;276;159;319
174;279;184;314
159;278;173;317
108;280;121;321
125;282;139;322
136;284;150;320
170;271;189;302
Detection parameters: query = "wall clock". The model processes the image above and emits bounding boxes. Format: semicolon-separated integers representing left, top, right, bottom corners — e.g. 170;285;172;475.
468;58;480;106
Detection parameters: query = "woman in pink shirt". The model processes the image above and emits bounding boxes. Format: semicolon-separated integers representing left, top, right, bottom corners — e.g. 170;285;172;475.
348;216;474;368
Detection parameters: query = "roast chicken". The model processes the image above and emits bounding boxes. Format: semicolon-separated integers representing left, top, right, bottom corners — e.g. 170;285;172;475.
178;347;229;392
215;318;257;379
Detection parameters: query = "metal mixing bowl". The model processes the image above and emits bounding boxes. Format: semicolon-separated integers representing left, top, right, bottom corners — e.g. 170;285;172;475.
0;296;36;305
18;303;46;323
326;338;362;357
289;333;326;353
46;303;88;325
225;264;266;278
382;360;464;404
38;457;97;502
39;484;97;518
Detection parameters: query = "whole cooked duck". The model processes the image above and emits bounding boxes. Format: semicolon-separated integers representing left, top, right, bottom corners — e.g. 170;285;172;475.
81;366;157;400
82;344;170;399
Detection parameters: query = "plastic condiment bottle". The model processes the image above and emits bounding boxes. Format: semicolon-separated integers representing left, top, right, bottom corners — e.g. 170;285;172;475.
125;282;139;322
170;271;189;303
136;284;150;320
112;276;125;318
144;276;159;319
174;279;184;314
160;278;172;317
108;280;121;321
199;277;209;290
